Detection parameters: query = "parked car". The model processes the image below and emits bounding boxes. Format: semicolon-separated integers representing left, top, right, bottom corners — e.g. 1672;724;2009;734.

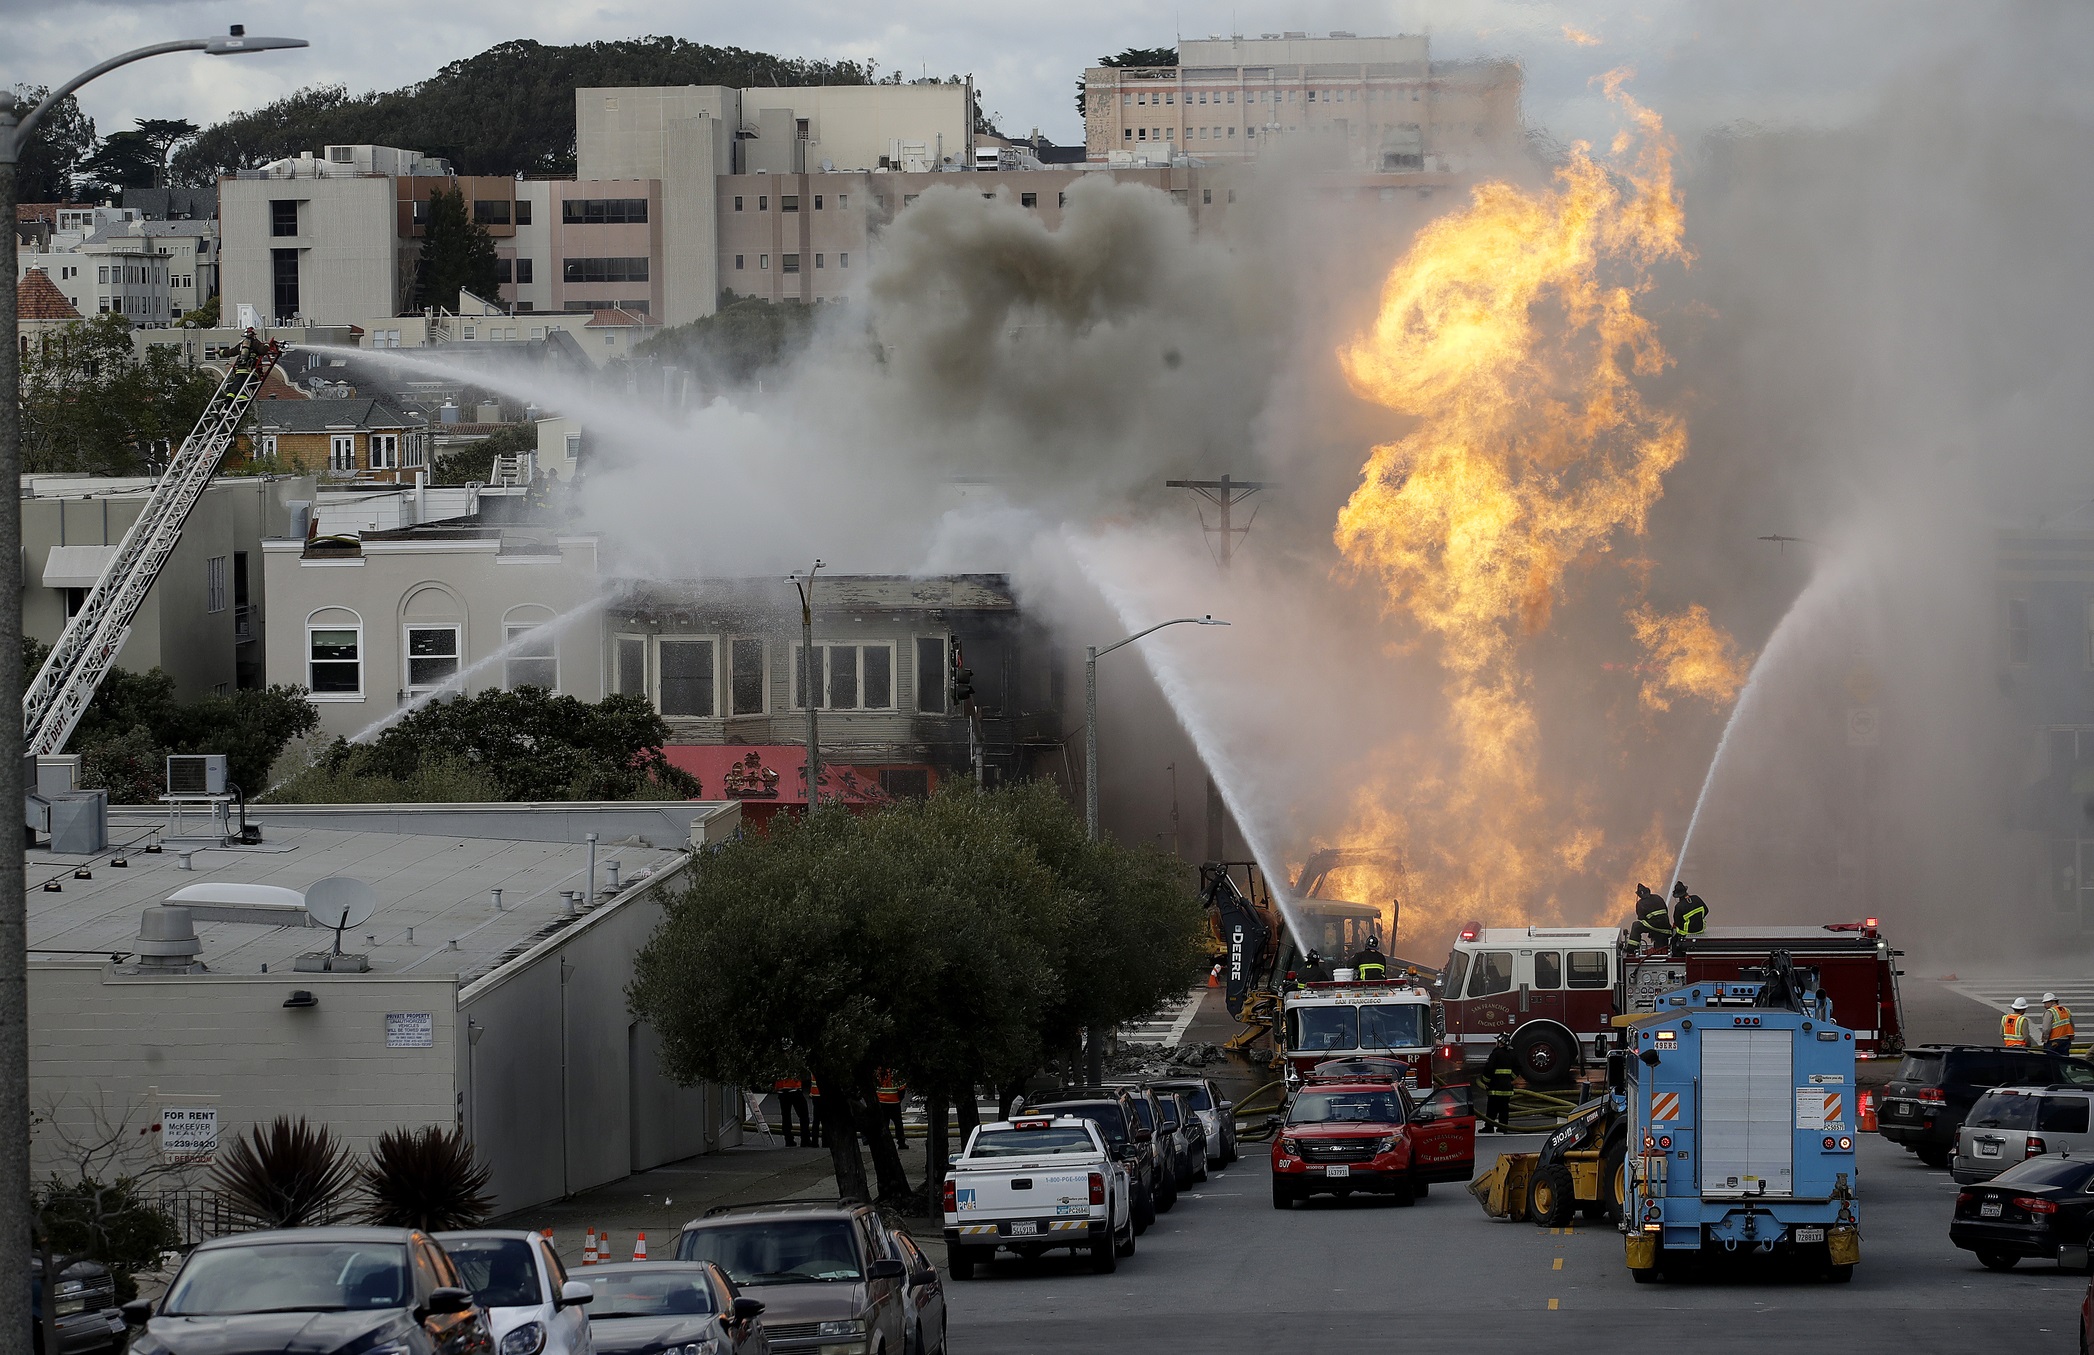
123;1227;493;1355
1156;1092;1207;1187
1149;1076;1238;1166
889;1231;947;1355
1953;1087;2094;1183
1880;1045;2094;1168
1100;1084;1180;1210
581;1262;764;1355
941;1114;1136;1279
674;1201;907;1355
1022;1089;1160;1231
2083;1262;2093;1355
30;1258;125;1355
1270;1078;1477;1208
1950;1153;2094;1271
436;1230;596;1355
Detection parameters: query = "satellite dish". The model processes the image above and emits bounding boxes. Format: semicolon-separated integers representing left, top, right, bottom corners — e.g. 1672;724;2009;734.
305;876;378;941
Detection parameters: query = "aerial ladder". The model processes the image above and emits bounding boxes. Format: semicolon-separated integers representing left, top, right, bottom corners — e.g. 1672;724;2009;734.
22;339;282;756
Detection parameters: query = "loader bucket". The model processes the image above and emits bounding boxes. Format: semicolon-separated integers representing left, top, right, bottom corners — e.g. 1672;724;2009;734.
1468;1152;1538;1220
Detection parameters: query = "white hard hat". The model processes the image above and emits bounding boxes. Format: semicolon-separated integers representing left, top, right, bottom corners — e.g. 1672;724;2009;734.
2045;993;2059;1004
2013;998;2029;1011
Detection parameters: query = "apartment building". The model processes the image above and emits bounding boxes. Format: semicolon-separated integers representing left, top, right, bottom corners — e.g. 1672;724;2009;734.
15;206;216;325
1082;31;1522;171
252;397;431;483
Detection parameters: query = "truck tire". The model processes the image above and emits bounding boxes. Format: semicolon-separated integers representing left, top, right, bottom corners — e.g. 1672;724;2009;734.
1528;1163;1577;1227
1271;1179;1295;1210
1116;1220;1136;1257
1089;1238;1118;1274
1135;1183;1155;1231
1630;1264;1661;1284
948;1246;978;1281
1412;1176;1429;1199
1918;1144;1952;1170
1826;1263;1854;1283
1514;1026;1579;1090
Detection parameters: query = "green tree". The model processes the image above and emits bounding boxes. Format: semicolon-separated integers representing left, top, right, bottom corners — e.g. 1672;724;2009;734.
428;423;537;486
629;780;1206;1206
20;314;221;477
178;294;221;328
636;291;817;394
271;688;700;803
8;85;95;202
1075;47;1177;116
29;1096;188;1350
78;118;199;197
415;185;501;312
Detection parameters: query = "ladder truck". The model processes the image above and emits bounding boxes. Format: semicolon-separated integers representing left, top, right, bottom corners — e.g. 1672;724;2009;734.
22;340;282;757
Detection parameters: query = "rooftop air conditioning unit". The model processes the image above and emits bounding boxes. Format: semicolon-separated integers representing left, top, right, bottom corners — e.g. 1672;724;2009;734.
166;754;227;796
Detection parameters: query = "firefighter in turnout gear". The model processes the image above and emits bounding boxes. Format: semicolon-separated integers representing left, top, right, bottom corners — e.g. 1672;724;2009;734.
2046;993;2076;1056
1671;881;1709;936
1628;884;1673;948
2002;998;2034;1048
1350;937;1387;981
1475;1032;1517;1133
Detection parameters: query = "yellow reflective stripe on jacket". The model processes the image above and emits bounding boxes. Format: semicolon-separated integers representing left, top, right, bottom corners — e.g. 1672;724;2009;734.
2050;1005;2076;1041
2003;1013;2030;1046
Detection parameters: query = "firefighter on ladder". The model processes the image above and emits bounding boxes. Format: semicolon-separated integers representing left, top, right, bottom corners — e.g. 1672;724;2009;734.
2045;993;2076;1056
2002;998;2034;1048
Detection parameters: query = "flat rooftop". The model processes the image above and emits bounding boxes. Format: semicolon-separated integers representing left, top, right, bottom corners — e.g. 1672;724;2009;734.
25;801;734;984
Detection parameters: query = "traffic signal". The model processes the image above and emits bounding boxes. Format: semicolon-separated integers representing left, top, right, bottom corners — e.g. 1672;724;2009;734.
949;645;974;707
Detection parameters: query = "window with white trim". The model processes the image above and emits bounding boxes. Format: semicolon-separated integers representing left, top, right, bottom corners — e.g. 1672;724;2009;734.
615;635;647;697
504;624;557;690
405;625;461;693
258;434;277;457
658;638;717;717
793;642;896;710
729;638;765;715
370;433;400;469
329;434;356;472
308;621;362;695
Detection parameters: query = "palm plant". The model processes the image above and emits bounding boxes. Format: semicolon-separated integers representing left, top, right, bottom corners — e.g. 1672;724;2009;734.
210;1117;358;1229
360;1126;493;1231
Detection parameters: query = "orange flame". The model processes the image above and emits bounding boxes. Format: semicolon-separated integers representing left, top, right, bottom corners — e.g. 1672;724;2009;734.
1324;78;1732;940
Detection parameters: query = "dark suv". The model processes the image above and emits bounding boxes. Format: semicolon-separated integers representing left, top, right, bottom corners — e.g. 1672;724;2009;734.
1024;1089;1160;1231
673;1201;907;1355
1880;1045;2094;1167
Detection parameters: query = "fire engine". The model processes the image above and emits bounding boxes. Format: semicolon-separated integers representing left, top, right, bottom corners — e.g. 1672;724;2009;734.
1437;922;1906;1089
1279;978;1438;1089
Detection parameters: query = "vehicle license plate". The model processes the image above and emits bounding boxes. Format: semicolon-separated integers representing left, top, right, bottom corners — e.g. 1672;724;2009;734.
1793;1227;1825;1244
1978;1142;2002;1158
1897;1103;1915;1117
1008;1220;1038;1236
1981;1202;2003;1218
1325;1164;1351;1178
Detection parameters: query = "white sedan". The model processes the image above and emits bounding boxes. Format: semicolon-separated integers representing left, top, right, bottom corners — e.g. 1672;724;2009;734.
437;1229;597;1355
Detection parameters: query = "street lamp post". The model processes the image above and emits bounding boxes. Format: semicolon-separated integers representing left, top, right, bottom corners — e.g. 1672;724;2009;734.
1084;616;1228;843
0;26;306;1340
789;561;824;807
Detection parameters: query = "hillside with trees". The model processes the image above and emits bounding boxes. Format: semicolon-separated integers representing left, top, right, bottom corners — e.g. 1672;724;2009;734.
170;38;877;182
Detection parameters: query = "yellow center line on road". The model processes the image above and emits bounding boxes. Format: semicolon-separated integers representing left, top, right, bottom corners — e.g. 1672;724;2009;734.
1552;1258;1563;1270
1548;1298;1560;1310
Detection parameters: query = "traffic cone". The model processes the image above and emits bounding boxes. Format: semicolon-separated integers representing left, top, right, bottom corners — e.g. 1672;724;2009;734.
1208;963;1221;988
583;1228;597;1266
633;1232;648;1261
1859;1089;1879;1133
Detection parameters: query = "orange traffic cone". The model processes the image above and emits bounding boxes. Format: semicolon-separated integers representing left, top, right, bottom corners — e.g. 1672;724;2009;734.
1859;1089;1879;1132
633;1232;648;1261
583;1228;597;1266
1208;963;1221;989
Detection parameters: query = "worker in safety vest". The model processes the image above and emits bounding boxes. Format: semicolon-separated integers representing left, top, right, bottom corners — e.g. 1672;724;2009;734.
773;1075;810;1147
1627;884;1673;948
805;1077;827;1148
876;1070;908;1149
2045;993;2076;1056
1671;882;1709;936
1349;938;1387;981
2002;998;2034;1048
1474;1033;1517;1134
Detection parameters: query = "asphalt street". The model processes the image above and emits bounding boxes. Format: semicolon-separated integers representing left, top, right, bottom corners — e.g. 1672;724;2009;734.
941;1130;2087;1352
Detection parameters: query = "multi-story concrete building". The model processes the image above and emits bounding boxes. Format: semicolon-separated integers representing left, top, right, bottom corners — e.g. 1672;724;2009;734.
1081;31;1522;172
23;474;315;694
15;206;215;326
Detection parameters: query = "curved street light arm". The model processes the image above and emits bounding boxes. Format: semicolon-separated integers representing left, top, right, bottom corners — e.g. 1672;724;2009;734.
1093;615;1229;662
2;33;310;160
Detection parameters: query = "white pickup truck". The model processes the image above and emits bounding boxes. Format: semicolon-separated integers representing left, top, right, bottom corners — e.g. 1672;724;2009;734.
940;1114;1136;1277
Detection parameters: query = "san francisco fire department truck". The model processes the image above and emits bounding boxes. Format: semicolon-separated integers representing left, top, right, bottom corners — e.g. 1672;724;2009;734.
1437;921;1906;1089
1279;978;1438;1089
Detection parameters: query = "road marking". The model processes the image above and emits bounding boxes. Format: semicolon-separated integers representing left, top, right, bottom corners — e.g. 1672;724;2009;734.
1122;990;1205;1047
1552;1258;1563;1270
1548;1299;1560;1310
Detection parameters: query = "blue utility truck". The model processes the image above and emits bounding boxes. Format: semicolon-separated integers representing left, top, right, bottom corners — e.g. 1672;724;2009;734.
1620;953;1862;1282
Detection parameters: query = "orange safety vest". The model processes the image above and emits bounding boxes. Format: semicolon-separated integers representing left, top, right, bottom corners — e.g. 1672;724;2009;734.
2003;1012;2032;1048
876;1072;903;1105
2049;1004;2076;1043
774;1077;803;1093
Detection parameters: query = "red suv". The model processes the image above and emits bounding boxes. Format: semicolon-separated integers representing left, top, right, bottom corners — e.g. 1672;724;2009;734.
1269;1078;1475;1208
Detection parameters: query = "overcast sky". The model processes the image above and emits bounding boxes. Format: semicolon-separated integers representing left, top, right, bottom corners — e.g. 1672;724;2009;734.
4;2;2073;159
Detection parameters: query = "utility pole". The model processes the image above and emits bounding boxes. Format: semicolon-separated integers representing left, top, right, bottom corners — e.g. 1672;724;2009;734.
1165;475;1268;863
790;560;824;807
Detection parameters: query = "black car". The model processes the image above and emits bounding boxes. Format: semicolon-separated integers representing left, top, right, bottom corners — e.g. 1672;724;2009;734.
583;1261;765;1355
1951;1154;2094;1271
31;1259;126;1355
1024;1089;1161;1231
1880;1045;2094;1167
1101;1085;1181;1209
123;1227;492;1355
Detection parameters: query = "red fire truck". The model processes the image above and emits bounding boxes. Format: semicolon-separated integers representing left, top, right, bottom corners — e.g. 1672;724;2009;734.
1436;921;1906;1088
